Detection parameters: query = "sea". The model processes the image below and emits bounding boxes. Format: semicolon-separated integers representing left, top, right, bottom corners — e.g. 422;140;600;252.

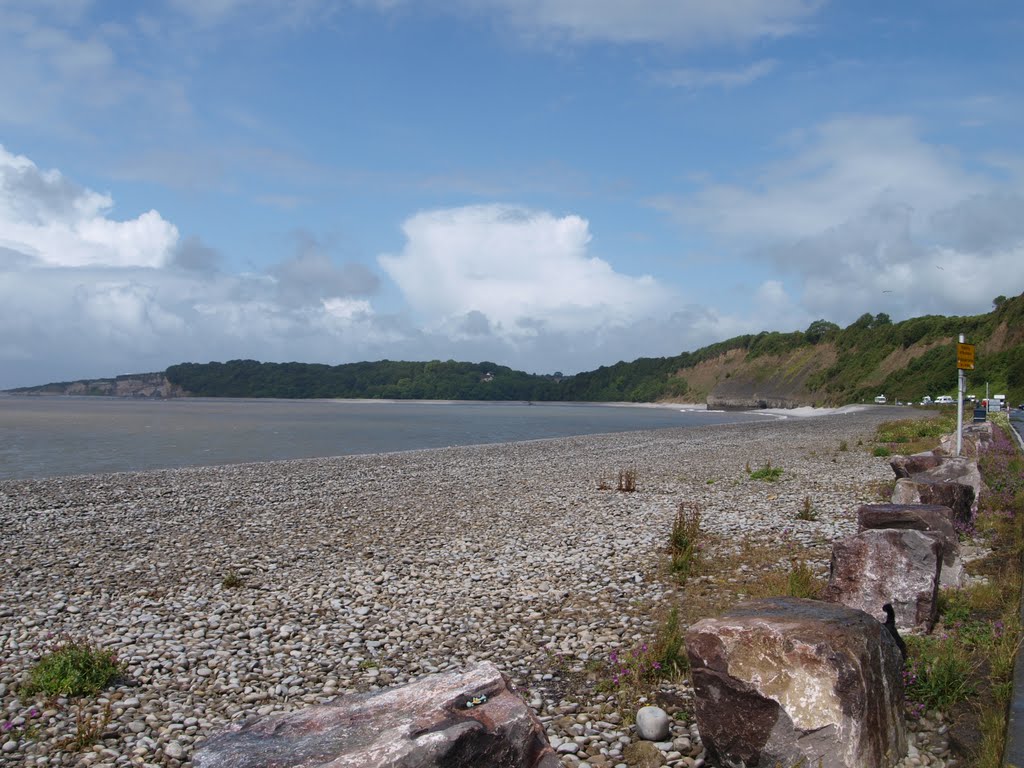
0;395;767;481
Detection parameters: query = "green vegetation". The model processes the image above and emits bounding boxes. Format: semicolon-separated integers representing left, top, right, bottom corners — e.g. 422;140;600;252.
872;414;956;456
22;639;121;697
900;422;1024;766
597;608;688;713
65;704;112;751
747;559;825;600
221;570;245;589
749;461;783;481
13;292;1024;406
166;359;564;400
669;503;701;583
796;496;819;521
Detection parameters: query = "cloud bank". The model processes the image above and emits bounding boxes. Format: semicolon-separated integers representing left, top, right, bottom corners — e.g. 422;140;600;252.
0;149;691;389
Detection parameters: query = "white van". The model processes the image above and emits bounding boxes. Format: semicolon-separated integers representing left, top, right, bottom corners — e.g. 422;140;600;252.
935;395;955;404
874;395;887;404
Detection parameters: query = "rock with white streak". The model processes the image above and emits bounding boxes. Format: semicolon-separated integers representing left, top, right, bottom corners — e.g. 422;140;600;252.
686;598;906;768
825;528;943;632
856;502;963;587
192;661;559;768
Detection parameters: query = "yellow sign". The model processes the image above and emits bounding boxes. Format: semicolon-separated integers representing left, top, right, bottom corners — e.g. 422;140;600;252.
957;343;975;370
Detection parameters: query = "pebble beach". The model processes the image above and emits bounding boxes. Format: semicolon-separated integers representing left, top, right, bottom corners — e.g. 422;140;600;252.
1;407;955;767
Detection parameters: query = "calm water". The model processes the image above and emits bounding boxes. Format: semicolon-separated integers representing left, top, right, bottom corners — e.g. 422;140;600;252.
0;396;765;480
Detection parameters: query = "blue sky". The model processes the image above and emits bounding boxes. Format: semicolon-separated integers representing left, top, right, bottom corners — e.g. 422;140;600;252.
2;1;1023;389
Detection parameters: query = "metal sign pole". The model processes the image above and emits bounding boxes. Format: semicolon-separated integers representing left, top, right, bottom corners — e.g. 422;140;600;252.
956;333;964;457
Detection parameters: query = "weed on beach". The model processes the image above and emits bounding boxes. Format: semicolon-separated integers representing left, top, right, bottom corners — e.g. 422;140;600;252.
596;608;688;716
749;461;783;482
796;496;819;521
872;415;954;457
22;638;121;698
616;468;638;493
669;503;701;584
63;703;112;751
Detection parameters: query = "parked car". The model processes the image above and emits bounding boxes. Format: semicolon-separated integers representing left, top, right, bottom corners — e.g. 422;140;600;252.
874;395;887;404
935;395;955;404
920;396;932;405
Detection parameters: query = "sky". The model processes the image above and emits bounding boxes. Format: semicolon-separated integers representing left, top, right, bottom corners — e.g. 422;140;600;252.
2;1;1023;389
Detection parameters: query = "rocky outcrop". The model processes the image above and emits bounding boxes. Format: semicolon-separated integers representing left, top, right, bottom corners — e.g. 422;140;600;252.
856;503;962;587
192;662;558;768
686;598;906;768
825;529;943;632
8;372;184;398
705;393;801;410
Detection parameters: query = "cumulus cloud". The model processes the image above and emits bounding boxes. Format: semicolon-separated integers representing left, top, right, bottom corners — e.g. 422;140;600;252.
0;146;394;389
378;204;675;340
0;145;179;268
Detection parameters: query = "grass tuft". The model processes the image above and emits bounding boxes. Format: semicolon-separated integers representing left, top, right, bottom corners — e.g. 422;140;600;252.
22;639;121;698
796;496;819;521
669;503;702;584
63;703;112;751
221;570;245;588
749;461;783;482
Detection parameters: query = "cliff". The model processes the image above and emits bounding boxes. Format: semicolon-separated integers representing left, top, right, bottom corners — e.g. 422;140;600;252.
7;372;185;398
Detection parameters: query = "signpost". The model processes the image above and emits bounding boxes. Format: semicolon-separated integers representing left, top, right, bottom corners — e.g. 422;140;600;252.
955;337;974;456
957;343;975;371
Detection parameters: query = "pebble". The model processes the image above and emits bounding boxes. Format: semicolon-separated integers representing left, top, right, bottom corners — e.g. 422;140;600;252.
635;706;670;741
0;412;954;766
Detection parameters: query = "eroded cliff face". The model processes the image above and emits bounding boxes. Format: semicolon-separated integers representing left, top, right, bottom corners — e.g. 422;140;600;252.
702;345;837;410
10;373;186;398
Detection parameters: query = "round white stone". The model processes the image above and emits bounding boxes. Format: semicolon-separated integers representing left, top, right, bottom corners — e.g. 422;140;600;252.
635;706;670;741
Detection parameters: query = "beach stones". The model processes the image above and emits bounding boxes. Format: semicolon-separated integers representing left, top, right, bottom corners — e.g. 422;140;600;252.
686;598;906;768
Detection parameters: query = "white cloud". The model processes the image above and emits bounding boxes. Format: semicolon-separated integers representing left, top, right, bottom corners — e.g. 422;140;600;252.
658;116;1024;324
654;59;777;89
0;147;396;389
673;116;985;242
474;0;822;46
378;204;675;340
0;145;180;268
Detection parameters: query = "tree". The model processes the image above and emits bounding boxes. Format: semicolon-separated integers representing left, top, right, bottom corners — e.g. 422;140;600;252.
993;295;1007;309
804;319;840;344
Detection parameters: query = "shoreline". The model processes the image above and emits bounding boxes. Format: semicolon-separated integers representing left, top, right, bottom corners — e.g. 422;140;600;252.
2;410;909;766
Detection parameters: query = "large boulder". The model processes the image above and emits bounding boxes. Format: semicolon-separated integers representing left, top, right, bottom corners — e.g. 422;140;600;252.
856;503;963;587
938;422;993;458
889;452;942;479
192;662;559;768
891;477;975;528
686;598;906;768
825;529;943;632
